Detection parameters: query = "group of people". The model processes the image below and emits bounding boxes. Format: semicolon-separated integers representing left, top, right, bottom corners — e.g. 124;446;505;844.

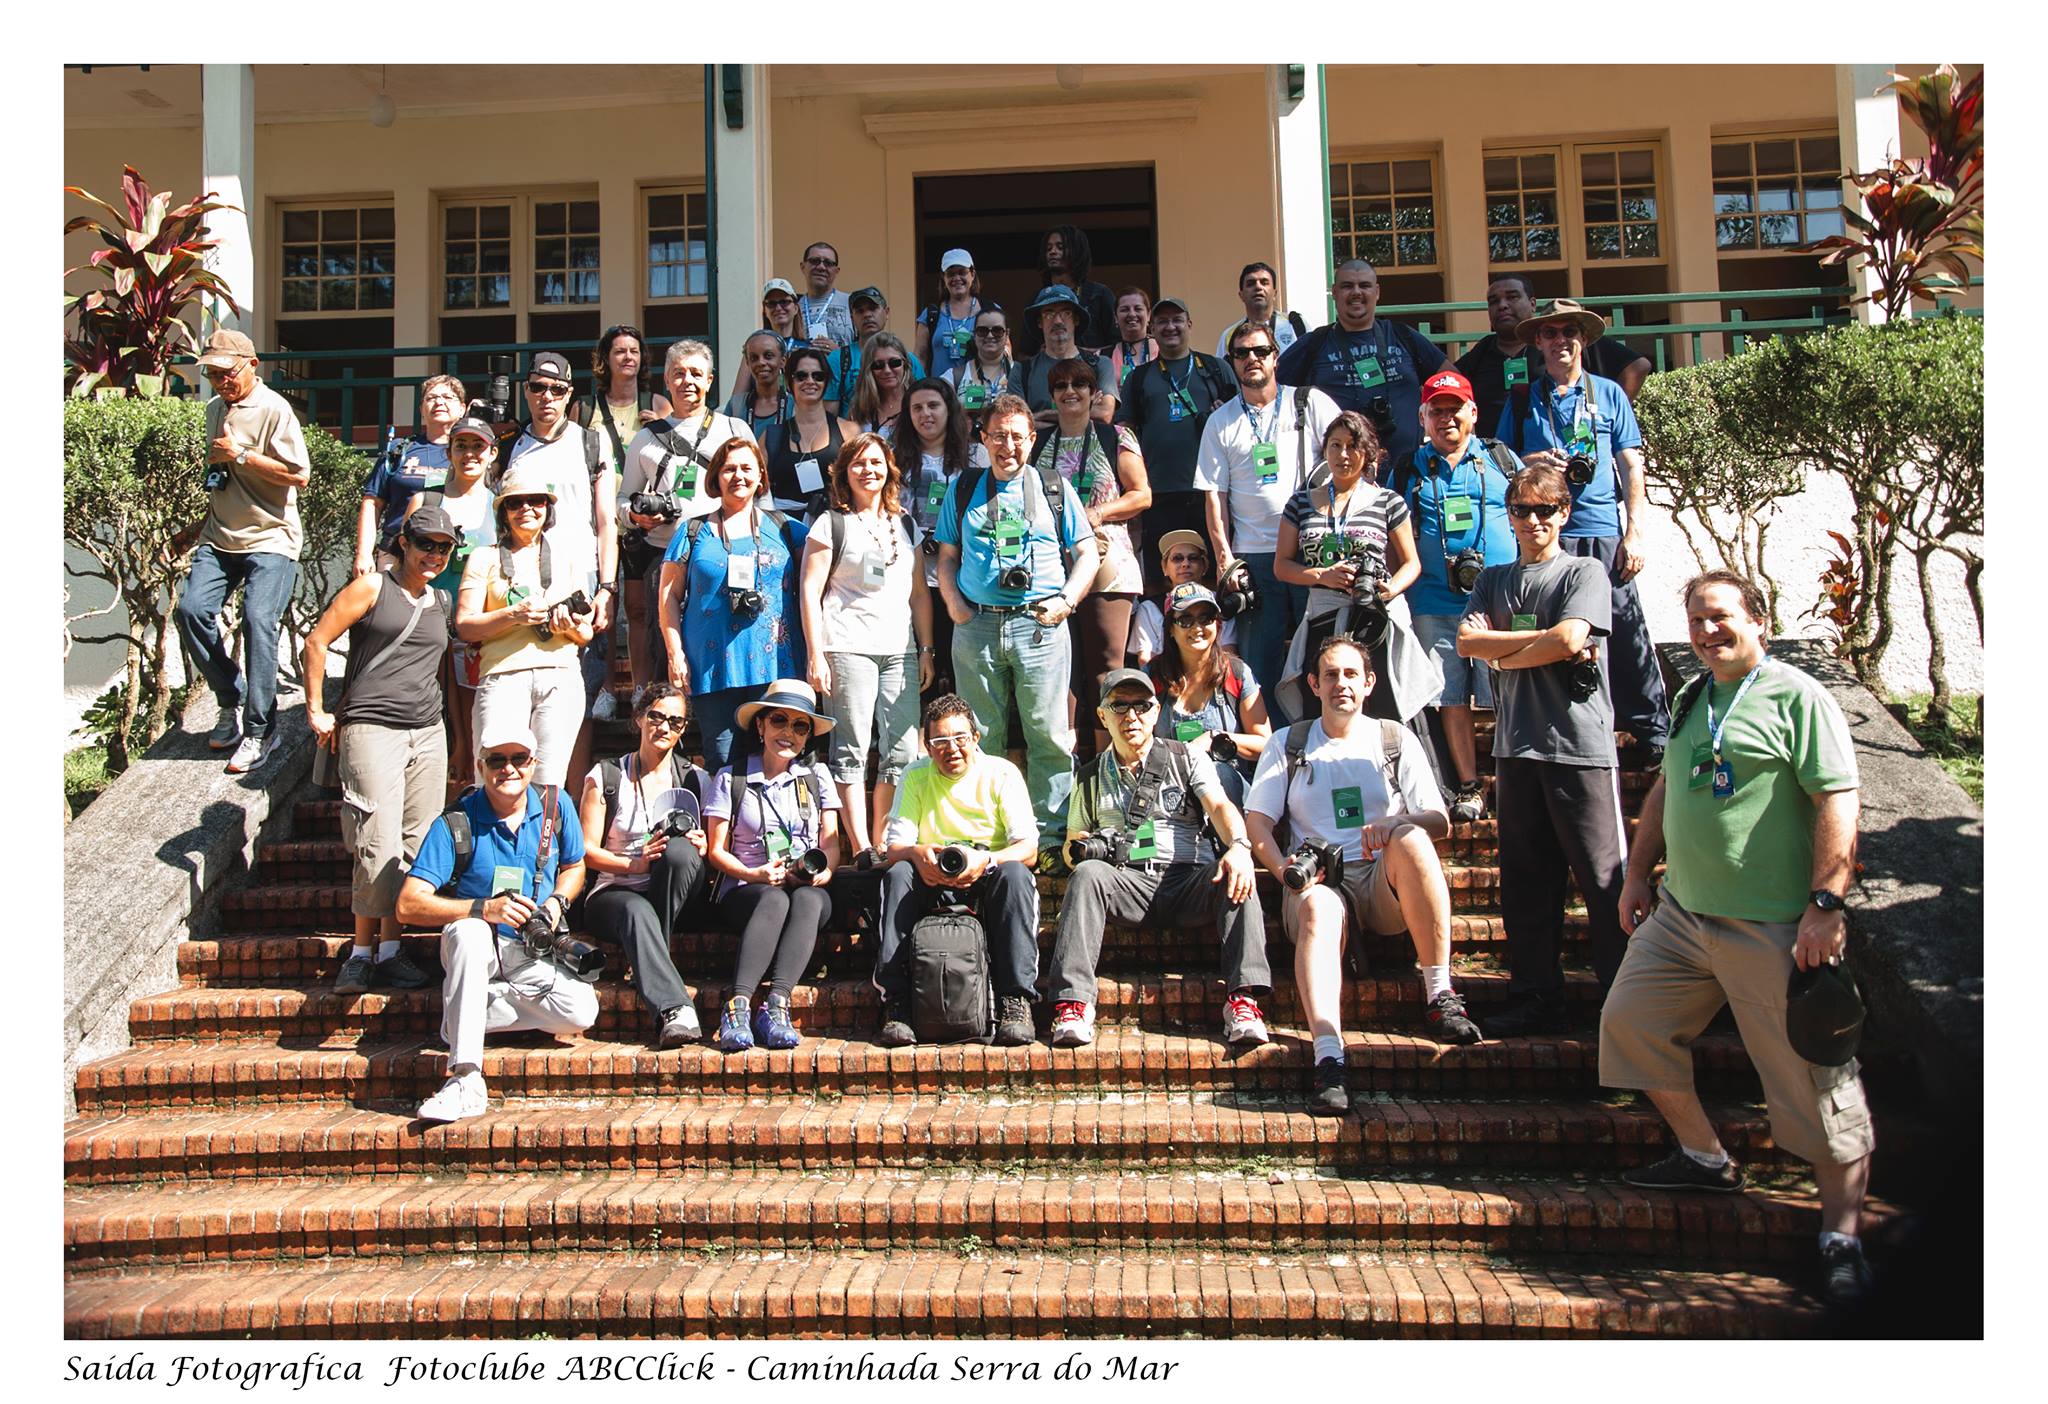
168;229;1877;1304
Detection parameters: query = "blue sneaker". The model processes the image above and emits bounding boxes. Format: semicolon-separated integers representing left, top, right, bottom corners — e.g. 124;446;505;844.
752;993;801;1050
717;995;754;1053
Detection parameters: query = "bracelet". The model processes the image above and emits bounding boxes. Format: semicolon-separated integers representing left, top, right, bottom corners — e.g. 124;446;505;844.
1229;837;1252;851
469;898;486;919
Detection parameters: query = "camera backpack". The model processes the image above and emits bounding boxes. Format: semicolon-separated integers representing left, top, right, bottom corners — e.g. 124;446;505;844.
436;783;564;896
907;905;994;1044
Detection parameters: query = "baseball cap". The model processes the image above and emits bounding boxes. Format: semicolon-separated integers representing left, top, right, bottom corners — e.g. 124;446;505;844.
848;285;887;309
1165;582;1220;617
940;248;974;272
1785;963;1866;1067
526;351;572;382
1421;369;1476;406
1098;668;1157;704
1151;296;1192;318
761;278;798;299
404;502;460;542
1156;529;1208;561
449;414;497;443
477;719;538;756
195;328;257;368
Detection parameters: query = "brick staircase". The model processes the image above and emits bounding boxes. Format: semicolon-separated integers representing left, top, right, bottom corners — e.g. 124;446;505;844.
64;722;1901;1339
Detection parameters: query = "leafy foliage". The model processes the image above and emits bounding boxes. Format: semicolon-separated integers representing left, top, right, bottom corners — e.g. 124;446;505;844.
65;165;244;397
279;429;375;688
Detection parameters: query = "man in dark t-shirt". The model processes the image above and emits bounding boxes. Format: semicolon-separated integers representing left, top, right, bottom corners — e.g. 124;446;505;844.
1116;296;1237;594
1457;273;1652;434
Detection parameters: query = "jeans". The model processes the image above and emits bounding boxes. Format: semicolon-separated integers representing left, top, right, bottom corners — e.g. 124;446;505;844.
174;544;298;735
826;650;919;785
691;683;769;774
1048;859;1269;1004
1234;551;1307;723
951;608;1074;837
875;860;1041;1004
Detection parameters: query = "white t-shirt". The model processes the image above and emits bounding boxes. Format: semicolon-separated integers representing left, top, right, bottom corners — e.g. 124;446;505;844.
1244;717;1444;866
587;752;711;896
508;422;604;591
1194;386;1340;555
621;411;753;543
810;509;917;656
1127;599;1236;664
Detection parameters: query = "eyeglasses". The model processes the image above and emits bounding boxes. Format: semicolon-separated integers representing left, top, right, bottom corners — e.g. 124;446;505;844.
973;327;1008;339
871;358;906;372
202;363;245;381
985;430;1029;444
763;710;814;735
483;751;534;771
526;381;570;398
1173;612;1220;629
927;732;975;752
1506;501;1563;520
764;297;796;310
1104;698;1156;716
1048;379;1091;393
405;535;454;557
789;370;828;384
804;256;838;267
502;495;549;512
1229;345;1277;360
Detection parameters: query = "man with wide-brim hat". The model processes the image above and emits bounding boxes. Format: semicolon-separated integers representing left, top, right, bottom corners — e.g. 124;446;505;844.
1016;285;1116;429
1492;296;1669;759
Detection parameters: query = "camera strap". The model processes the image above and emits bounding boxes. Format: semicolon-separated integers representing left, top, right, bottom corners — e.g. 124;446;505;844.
649;409;718;496
528;784;560;902
497;536;553;597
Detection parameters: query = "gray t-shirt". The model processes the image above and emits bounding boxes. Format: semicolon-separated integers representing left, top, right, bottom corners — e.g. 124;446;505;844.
1067;738;1224;865
1464;553;1615;766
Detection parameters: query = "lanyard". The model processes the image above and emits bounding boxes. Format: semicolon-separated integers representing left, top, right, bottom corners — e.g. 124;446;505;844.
1542;378;1593;451
1704;663;1766;762
801;294;838;338
1425;446;1486;546
715;504;770;580
1244;394;1278;446
1161;357;1195;411
1323;481;1364;542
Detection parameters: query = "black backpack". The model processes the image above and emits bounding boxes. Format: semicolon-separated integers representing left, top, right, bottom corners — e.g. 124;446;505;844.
435;784;564;897
908;905;994;1044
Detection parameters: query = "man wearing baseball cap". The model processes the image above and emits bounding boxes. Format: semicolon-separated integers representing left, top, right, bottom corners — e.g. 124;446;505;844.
1493;298;1668;758
173;328;314;773
824;285;925;413
1048;668;1268;1050
396;719;599;1124
1116;296;1238;596
1402;368;1522;822
916;249;984;380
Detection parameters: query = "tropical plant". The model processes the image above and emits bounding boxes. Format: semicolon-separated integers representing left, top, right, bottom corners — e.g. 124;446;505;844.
64;165;244;398
1808;65;1983;319
277;430;376;689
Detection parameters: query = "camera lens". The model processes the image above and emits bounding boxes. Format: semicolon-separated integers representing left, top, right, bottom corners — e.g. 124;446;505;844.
1209;733;1239;765
1000;563;1031;591
921;537;939;558
936;845;969;877
1567;453;1596;486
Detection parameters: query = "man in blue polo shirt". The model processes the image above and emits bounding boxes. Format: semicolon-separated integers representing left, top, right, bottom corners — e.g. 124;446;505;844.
1493;298;1668;756
1404;368;1521;822
396;720;598;1124
934;393;1100;844
1274;257;1446;485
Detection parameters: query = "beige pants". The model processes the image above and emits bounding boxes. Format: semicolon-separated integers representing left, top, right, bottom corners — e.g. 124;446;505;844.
1599;886;1875;1167
1278;825;1418;941
337;721;447;920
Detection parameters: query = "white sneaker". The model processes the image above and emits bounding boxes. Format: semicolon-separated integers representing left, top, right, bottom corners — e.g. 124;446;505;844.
417;1069;488;1124
224;730;279;774
591;689;620;722
1049;1000;1095;1048
207;707;243;751
1222;993;1270;1047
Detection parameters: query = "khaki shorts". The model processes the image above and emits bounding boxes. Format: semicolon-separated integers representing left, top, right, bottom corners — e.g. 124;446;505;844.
1279;829;1413;941
1599;886;1876;1167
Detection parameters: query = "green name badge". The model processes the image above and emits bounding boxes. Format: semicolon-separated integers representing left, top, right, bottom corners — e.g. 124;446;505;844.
1174;719;1204;743
679;462;700;496
1332;786;1365;829
1253;441;1280;484
1317;536;1345;567
764;828;792;858
1443;494;1476;533
506;584;531;607
490;865;526;897
960;382;988;411
926;477;947;511
1076;468;1097;495
1128;818;1157;861
1511;612;1538;631
1688;742;1715;791
992;515;1026;558
1503;357;1530;389
1352;355;1387;389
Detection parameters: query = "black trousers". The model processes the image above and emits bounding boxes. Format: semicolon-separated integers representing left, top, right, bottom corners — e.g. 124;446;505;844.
583;838;707;1021
720;882;834;1000
875;860;1040;1003
1493;755;1628;999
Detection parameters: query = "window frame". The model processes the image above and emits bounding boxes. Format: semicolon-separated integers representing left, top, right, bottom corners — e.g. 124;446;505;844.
1709;128;1846;258
1482;139;1671;282
641;182;711;313
273;198;397;322
435;188;602;336
1327;150;1444;275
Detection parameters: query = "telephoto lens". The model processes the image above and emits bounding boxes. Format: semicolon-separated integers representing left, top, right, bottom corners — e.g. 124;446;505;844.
1281;841;1344;893
1566;452;1596;486
935;844;972;878
1349;589;1390;649
794;847;831;878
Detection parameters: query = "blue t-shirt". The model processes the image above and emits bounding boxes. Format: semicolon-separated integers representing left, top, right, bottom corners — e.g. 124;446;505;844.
665;507;809;693
1492;371;1641;539
408;784;586;940
361;439;452;544
918;301;982;380
933;465;1090;607
1402;440;1521;618
1274;321;1445;468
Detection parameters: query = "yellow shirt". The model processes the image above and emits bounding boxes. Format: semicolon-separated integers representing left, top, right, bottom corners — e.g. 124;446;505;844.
462;542;583;677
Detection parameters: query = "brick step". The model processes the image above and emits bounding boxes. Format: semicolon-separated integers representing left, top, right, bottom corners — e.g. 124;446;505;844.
74;1030;1762;1112
63;1168;1883;1272
64;1095;1785;1185
134;971;1613;1043
59;1248;1819;1339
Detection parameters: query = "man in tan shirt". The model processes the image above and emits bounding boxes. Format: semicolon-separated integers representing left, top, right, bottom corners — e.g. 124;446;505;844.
172;328;312;772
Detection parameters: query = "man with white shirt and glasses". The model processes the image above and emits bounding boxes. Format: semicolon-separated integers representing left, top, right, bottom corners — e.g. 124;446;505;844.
1196;322;1339;713
797;241;854;355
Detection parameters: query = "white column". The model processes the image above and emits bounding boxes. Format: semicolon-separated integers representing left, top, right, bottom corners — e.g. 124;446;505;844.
200;64;256;340
597;167;637;334
1269;64;1330;329
392;183;433;426
711;64;774;371
1835;63;1901;324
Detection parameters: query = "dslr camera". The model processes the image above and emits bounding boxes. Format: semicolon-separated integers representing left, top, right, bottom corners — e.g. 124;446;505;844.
998;562;1032;591
1565;652;1603;702
534;588;593;641
472;354;515;425
652;808;698;840
935;843;981;879
1565;451;1597;487
518;901;607;981
1281;841;1346;893
1208;733;1240;766
629;489;684;521
1364;395;1397;446
1446;546;1486;595
1216;558;1258;620
727;585;766;620
1065;831;1136;868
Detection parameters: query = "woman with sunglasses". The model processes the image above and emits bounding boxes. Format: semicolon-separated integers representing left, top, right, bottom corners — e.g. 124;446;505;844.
1034;355;1150;758
1271;411;1437;724
353;373;466;580
303;505;462;995
846;331;916;435
572;324;673;485
945;307;1019;437
578;682;713;1049
455;461;596;788
659;437;810;770
891;379;989;700
721;330;792;442
765;345;858;516
760;278;808;351
915;249;983;381
1150;582;1272;807
1128;530;1236;667
798;432;934;860
703;679;842;1052
1106;288;1158;391
403;415;498;786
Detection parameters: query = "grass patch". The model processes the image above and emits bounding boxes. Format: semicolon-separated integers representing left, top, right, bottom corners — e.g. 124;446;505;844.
65;743;113;819
1887;693;1983;805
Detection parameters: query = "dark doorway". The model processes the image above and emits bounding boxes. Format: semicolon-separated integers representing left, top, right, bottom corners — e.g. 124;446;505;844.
913;166;1157;349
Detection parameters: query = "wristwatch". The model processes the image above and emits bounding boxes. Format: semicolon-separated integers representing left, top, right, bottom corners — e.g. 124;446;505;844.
1229;837;1252;852
233;448;250;467
1808;888;1846;913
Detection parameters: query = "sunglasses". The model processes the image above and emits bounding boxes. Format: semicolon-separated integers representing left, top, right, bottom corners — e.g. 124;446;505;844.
1104;698;1156;715
1506;501;1563;520
974;326;1008;338
405;535;454;556
503;495;550;512
1174;612;1220;629
526;381;570;398
871;358;906;372
1048;379;1091;393
763;709;814;734
1165;551;1208;566
644;711;687;731
483;750;533;771
764;297;796;310
804;256;838;267
927;732;975;752
789;370;828;384
1229;345;1277;360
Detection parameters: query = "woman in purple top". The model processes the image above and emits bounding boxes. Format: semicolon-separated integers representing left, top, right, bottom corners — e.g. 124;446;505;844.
702;679;842;1054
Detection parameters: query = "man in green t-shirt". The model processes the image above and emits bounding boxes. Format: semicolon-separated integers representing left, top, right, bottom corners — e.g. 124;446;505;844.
872;693;1041;1047
1599;571;1875;1306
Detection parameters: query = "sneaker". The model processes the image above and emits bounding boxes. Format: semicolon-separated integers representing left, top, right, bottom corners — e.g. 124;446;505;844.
591;688;620;722
373;951;434;991
877;999;916;1048
207;707;243;751
717;995;754;1053
417;1069;487;1124
658;1004;701;1048
1623;1146;1747;1193
224;729;279;774
333;951;375;996
1820;1237;1875;1308
1222;993;1269;1047
1308;1056;1350;1116
994;994;1036;1046
1049;1000;1096;1048
1486;992;1570;1039
752;994;801;1050
1449;779;1487;825
1426;990;1483;1044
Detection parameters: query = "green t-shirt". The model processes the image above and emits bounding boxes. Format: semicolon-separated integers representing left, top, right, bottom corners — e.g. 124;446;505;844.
884;754;1037;852
1659;660;1858;922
